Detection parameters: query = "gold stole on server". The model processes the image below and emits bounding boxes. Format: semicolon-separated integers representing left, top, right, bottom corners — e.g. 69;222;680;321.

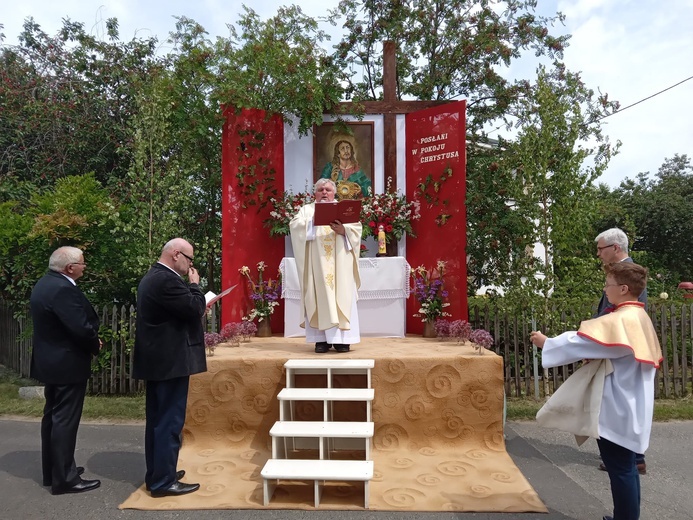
577;302;662;367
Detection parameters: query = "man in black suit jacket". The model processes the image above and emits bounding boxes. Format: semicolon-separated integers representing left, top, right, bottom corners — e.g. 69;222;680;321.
133;238;207;497
30;246;101;495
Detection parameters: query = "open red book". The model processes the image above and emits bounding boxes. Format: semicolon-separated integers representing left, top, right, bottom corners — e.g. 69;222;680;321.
313;200;362;227
205;284;237;307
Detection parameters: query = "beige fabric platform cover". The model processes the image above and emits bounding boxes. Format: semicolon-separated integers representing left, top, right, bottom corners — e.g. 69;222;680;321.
120;337;547;512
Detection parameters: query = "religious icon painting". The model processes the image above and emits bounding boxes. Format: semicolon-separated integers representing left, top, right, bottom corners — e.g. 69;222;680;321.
313;121;374;199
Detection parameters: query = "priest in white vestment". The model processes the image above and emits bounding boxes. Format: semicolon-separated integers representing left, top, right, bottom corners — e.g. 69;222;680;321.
289;179;362;353
531;262;662;520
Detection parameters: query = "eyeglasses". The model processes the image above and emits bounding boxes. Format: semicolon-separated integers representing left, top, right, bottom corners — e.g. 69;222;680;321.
604;283;624;288
177;250;194;264
69;262;87;266
596;244;616;252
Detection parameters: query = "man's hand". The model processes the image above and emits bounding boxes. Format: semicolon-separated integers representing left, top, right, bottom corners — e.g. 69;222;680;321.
188;267;200;284
529;331;547;349
330;220;346;235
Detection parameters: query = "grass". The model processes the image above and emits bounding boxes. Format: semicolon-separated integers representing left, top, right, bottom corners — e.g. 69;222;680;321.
506;396;693;422
0;365;145;422
1;366;692;423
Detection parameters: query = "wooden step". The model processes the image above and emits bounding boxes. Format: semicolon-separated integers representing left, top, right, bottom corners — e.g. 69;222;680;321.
285;358;374;389
284;359;374;370
269;420;374;439
270;420;374;459
277;387;374;402
261;459;374;507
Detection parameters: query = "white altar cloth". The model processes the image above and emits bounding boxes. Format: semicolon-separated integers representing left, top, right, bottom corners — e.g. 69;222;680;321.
280;256;411;338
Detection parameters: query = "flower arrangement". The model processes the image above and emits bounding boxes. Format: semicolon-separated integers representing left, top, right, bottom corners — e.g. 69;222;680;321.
432;319;494;352
434;319;472;342
204;332;221;356
361;179;421;242
239;262;281;322
264;190;314;236
262;180;421;243
449;319;473;343
411;260;451;322
360;243;368;257
470;329;494;352
220;321;258;345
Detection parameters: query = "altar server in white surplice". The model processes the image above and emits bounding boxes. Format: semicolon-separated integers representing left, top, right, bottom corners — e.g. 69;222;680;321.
530;262;662;520
290;178;362;353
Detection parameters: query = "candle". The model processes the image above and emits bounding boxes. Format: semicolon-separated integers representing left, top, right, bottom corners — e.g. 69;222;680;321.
378;225;387;255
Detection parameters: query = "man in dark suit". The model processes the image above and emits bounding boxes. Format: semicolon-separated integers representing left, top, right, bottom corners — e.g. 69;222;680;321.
30;246;101;495
133;238;207;497
594;227;648;475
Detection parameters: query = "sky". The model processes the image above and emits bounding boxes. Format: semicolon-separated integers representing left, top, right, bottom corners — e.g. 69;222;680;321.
1;0;692;188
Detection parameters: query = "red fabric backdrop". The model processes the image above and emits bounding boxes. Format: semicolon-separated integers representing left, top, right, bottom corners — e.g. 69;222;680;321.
405;101;468;334
222;103;467;335
221;108;285;331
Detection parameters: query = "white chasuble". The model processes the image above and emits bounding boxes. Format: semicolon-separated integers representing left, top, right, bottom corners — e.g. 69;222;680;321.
289;203;362;332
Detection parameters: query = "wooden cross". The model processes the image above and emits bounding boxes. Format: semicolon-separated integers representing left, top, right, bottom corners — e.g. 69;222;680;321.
333;41;447;192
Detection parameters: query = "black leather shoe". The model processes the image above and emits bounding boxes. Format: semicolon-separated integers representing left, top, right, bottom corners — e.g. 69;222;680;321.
51;478;100;495
315;341;330;353
150;480;200;497
334;344;350;353
146;470;186;491
43;466;84;486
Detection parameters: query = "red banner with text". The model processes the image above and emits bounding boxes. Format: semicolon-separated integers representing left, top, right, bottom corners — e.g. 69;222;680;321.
221;107;285;331
405;101;467;333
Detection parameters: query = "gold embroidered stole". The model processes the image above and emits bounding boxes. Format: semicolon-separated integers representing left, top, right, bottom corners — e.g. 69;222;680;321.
577;302;662;367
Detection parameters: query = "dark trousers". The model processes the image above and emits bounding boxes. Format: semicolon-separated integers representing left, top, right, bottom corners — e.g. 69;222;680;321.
144;376;189;492
598;437;641;520
41;382;87;489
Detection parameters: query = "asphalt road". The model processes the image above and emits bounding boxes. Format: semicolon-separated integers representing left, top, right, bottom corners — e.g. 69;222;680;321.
1;418;690;520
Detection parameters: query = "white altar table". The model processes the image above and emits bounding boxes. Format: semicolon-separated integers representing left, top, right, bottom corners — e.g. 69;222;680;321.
280;257;411;338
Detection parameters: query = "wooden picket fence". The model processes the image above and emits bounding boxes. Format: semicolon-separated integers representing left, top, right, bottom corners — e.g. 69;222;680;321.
1;299;691;398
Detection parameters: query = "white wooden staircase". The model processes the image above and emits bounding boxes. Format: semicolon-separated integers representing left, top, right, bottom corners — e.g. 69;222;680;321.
261;359;375;508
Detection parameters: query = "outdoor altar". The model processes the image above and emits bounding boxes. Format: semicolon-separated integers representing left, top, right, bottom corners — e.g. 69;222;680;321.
280;256;411;337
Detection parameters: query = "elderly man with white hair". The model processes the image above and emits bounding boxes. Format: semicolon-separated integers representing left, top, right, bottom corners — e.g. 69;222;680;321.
290;178;362;353
30;246;102;495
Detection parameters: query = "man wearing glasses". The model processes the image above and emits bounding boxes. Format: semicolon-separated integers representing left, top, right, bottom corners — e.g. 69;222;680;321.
133;238;206;497
30;246;102;495
594;228;648;475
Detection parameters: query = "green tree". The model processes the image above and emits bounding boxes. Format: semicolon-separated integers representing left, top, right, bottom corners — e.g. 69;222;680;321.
500;65;619;308
0;18;159;196
617;154;693;282
329;0;568;130
108;18;225;293
218;5;349;135
0;173;117;305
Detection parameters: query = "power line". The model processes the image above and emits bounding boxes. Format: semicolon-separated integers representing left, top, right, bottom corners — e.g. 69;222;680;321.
467;73;693;134
599;74;693;121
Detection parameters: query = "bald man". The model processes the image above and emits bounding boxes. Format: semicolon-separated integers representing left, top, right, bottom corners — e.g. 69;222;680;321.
133;238;206;497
